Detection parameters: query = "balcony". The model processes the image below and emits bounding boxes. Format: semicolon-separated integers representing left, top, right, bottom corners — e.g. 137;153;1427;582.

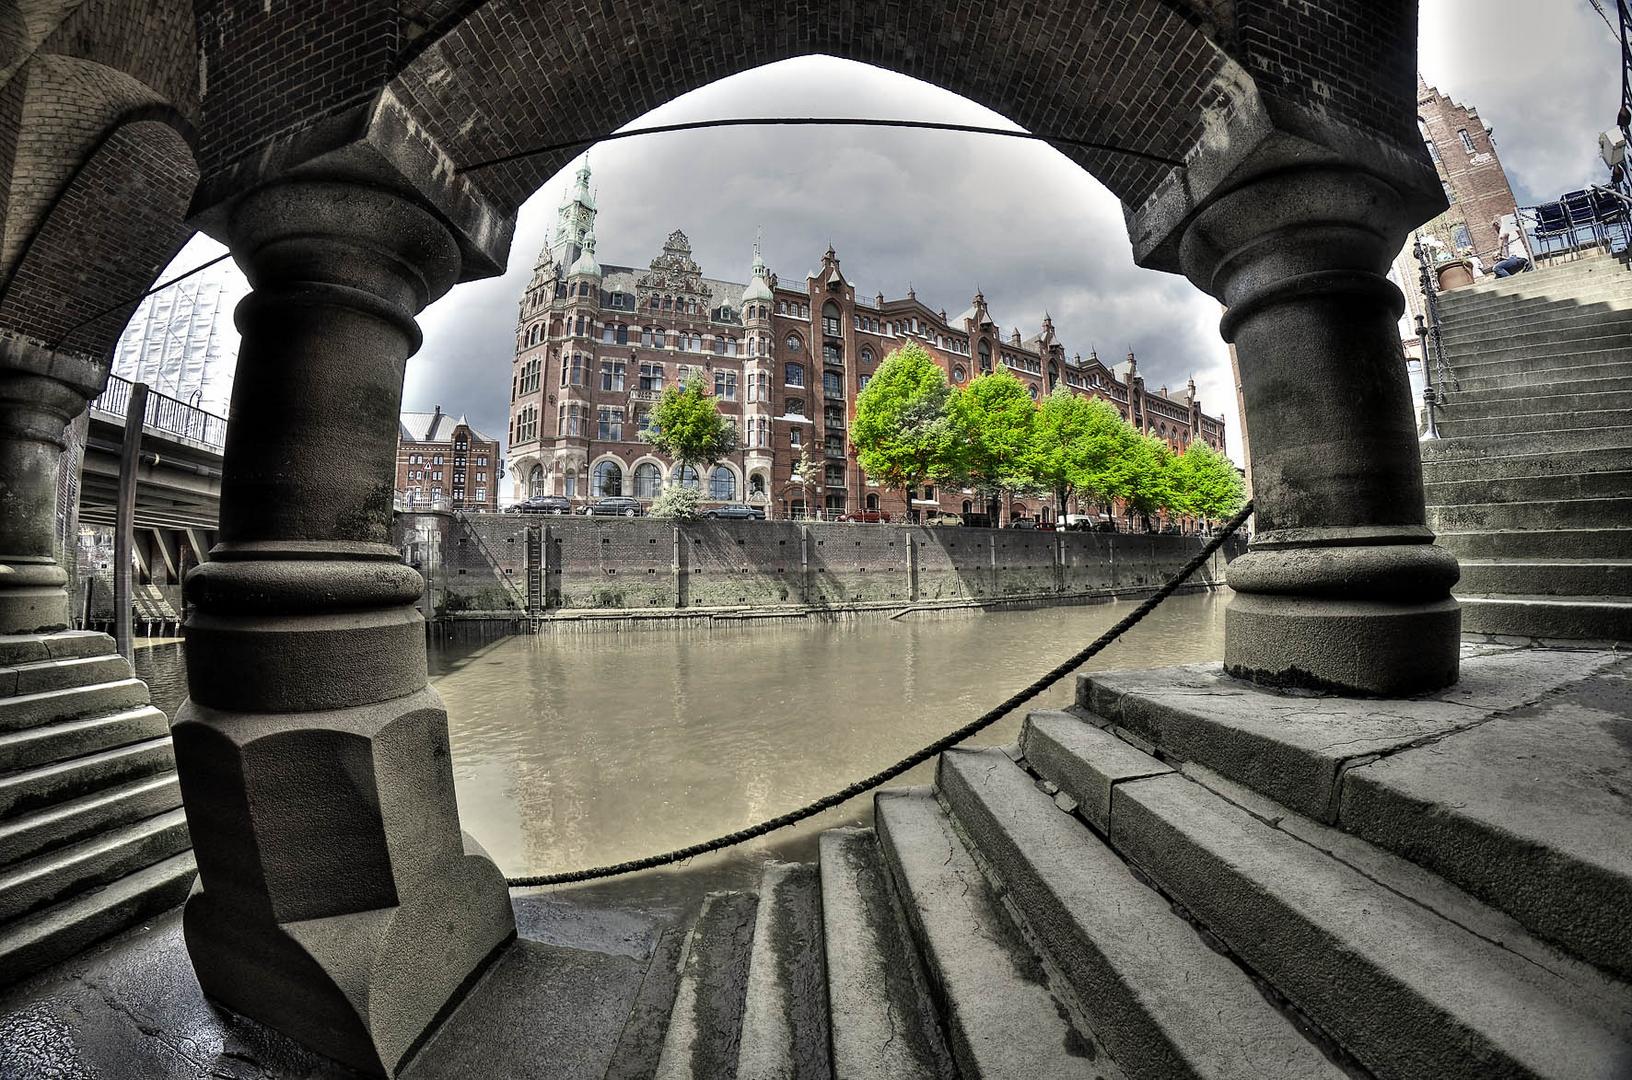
628;387;662;406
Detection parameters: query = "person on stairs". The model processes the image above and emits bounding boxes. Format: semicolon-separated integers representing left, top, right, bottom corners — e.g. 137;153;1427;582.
1492;218;1533;277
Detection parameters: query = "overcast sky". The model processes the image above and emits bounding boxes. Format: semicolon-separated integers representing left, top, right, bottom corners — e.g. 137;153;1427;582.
145;1;1623;468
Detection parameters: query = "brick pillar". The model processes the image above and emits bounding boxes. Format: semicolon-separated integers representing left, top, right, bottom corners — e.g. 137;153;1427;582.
171;176;515;1076
0;336;103;634
1180;166;1460;695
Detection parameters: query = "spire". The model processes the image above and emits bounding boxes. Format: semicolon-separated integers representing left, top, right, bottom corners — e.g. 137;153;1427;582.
569;229;601;279
742;229;773;305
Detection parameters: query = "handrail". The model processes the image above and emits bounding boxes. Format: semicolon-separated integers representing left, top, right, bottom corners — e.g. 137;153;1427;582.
91;373;228;450
1412;237;1458;411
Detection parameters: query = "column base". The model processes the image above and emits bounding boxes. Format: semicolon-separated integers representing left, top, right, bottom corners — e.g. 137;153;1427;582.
0;559;70;635
1224;592;1461;697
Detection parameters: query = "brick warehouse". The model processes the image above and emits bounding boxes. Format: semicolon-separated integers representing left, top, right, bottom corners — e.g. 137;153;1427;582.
507;161;1229;522
396;404;499;510
1415;75;1522;267
1;2;1560;1076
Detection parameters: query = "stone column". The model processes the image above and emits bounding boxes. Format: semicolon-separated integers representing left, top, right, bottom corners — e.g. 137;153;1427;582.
0;336;103;635
172;177;515;1076
1180;166;1461;696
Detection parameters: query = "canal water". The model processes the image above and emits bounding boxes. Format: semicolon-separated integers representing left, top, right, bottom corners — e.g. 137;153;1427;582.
132;591;1228;909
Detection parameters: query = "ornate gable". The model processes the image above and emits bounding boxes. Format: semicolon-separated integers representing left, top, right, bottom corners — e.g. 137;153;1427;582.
636;229;714;304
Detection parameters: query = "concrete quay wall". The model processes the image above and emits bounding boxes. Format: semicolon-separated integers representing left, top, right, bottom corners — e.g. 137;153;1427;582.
397;511;1244;624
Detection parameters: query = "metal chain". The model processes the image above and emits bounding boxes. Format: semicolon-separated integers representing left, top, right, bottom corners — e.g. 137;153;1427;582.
504;500;1253;888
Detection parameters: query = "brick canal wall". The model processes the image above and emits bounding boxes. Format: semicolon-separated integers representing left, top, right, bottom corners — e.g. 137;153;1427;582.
396;511;1245;624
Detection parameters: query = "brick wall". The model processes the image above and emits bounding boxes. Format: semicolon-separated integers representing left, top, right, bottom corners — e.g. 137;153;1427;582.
401;513;1241;617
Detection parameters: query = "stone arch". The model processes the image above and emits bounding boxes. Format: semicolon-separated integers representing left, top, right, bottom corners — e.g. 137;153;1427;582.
629;454;668;499
588;453;625;497
706;460;741;501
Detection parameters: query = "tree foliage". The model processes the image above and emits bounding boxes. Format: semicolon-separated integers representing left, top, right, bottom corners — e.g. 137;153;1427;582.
642;373;739;471
951;369;1036;515
647;482;703;521
1023;390;1134;517
851;343;960;514
1168;439;1246;521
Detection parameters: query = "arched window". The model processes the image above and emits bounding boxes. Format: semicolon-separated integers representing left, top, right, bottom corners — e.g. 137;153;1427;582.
822;301;842;337
709;466;736;501
784;333;802;356
1029;385;1040;401
672;464;700;489
867;493;879;510
860;346;873;366
952;365;966;383
591;460;623;497
528;464;546;498
634;462;663;499
978;339;992;373
749;473;766;496
785;363;805;387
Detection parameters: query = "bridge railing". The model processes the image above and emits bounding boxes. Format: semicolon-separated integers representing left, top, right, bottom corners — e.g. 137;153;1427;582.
91;373;228;450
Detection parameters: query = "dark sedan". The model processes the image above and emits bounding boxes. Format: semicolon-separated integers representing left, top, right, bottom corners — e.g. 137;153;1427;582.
506;495;572;515
703;504;766;520
584;496;642;517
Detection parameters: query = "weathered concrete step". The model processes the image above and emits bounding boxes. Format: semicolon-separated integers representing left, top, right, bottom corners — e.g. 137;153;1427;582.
1422;445;1632;485
1421;425;1632;461
654;890;759;1080
1428;496;1632;533
1437;387;1632;420
1442;321;1632;359
1447;354;1632;393
735;863;830;1080
1459;594;1632;642
936;746;1342;1080
1445;371;1632;407
1455;559;1632;598
818;828;955;1080
875;786;1120;1079
0;679;150;734
1111;770;1632;1080
1425;469;1632;504
1440;301;1632;343
1436;528;1631;560
0;771;181;867
0;850;194;989
1441;285;1632;323
0;736;174;820
0;631;115;669
1446;334;1632;369
1339;656;1632;980
0;653;132;699
0;807;189;924
1436;406;1632;438
1440;268;1632;307
0;705;169;774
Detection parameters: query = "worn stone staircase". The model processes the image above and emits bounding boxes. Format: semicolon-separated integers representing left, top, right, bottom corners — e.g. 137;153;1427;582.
0;631;193;985
1425;254;1632;642
648;646;1632;1079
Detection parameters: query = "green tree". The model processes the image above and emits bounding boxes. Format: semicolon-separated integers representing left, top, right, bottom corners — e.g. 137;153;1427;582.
1023;390;1133;519
642;373;739;474
951;369;1036;524
1170;439;1245;523
789;445;820;519
852;343;960;520
1123;434;1177;529
648;483;703;521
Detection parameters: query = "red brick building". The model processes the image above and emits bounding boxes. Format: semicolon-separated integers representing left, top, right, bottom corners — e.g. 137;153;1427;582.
1416;75;1522;266
507;161;1227;522
397;406;499;510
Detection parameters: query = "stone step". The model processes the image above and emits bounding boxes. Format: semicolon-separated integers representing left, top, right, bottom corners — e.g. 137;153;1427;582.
0;771;181;867
0;654;132;699
0;807;189;924
874;786;1120;1078
1445;370;1632;407
1440;285;1632;324
1420;425;1632;461
1442;322;1632;362
1427;496;1632;533
935;746;1343;1080
0;736;175;820
0;679;150;735
1439;300;1632;343
1446;353;1632;393
1425;469;1632;505
1446;334;1632;370
1459;594;1632;642
1455;559;1632;598
735;863;830;1080
1435;406;1632;438
653;890;759;1080
0;631;116;669
1422;445;1632;484
1437;387;1632;420
0;850;194;988
1436;528;1631;560
0;705;169;774
818;828;955;1080
1440;270;1632;309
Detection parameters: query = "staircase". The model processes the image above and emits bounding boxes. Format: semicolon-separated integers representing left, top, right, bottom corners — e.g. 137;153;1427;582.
1425;254;1632;642
0;631;193;985
645;649;1632;1079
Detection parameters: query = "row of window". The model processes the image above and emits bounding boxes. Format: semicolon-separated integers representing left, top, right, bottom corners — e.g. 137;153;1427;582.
406;468;490;483
402;486;488;502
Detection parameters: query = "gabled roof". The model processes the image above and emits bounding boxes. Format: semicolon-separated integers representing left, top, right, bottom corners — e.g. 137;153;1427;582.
399;411;496;445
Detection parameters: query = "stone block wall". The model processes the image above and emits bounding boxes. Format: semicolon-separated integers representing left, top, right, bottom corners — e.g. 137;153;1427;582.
398;511;1242;619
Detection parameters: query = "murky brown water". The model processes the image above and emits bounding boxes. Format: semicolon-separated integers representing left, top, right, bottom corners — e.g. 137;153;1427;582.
133;592;1228;905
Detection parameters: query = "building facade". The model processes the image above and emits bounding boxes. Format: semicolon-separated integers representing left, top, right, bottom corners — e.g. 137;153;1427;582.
397;406;499;511
1416;75;1522;267
507;161;1228;522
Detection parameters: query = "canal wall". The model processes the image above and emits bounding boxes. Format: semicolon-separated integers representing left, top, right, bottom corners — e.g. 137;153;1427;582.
395;511;1244;627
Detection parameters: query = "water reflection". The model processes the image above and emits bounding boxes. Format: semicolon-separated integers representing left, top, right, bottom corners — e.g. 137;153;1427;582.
122;594;1230;902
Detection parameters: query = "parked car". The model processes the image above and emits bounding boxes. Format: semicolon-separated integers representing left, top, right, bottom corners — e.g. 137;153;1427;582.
584;496;642;517
1060;514;1097;532
1007;517;1038;530
506;495;571;515
703;504;765;520
1091;520;1119;533
923;512;963;527
840;509;893;523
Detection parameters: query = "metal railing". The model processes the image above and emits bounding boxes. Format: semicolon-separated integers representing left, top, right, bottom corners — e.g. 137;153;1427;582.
1411;237;1457;439
92;373;228;450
